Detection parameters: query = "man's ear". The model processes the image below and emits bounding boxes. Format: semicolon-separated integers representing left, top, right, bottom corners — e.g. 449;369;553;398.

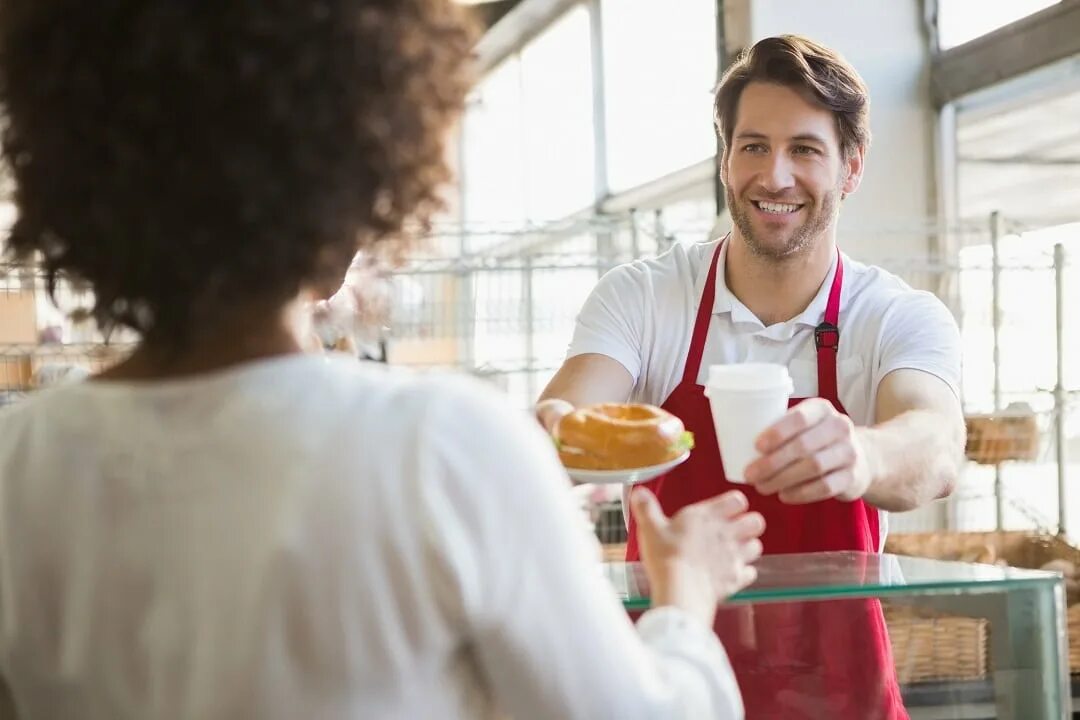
719;148;730;188
841;145;865;196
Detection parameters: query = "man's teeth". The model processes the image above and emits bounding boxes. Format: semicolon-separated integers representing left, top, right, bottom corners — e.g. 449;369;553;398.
756;201;801;214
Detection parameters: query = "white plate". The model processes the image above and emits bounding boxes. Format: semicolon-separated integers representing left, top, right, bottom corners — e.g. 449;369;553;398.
565;452;690;486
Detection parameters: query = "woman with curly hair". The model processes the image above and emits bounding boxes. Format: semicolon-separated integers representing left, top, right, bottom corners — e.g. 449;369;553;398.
0;2;761;718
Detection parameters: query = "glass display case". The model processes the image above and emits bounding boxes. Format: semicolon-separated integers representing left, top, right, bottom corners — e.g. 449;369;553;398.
605;551;1068;719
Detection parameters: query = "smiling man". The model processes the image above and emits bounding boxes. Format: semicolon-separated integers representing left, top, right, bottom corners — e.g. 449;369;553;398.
538;35;965;719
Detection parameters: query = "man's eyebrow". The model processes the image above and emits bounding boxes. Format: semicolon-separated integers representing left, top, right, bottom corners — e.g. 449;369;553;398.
790;133;828;145
733;131;829;145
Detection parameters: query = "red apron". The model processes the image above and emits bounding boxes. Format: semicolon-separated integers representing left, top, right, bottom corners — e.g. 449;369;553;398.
626;239;906;719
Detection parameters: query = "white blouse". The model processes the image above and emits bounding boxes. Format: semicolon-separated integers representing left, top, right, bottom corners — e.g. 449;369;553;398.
0;355;742;719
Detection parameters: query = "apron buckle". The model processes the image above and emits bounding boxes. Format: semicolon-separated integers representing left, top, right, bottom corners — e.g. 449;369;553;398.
814;321;840;351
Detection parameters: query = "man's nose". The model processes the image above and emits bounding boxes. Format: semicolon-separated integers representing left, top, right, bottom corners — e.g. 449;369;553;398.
759;153;796;194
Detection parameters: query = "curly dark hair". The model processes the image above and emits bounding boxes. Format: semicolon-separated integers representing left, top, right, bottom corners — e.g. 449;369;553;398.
0;0;476;346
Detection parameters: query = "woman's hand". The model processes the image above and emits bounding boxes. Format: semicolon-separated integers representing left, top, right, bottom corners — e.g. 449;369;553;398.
630;488;765;627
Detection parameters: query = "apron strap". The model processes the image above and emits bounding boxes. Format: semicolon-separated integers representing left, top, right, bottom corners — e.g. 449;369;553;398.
681;237;725;386
814;249;845;403
684;240;845;402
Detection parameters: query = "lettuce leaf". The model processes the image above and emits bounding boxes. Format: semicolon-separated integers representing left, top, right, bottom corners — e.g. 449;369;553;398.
673;431;695;452
554;430;694;453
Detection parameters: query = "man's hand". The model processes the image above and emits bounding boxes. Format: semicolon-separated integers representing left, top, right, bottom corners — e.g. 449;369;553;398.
742;398;874;504
535;398;575;434
536;353;634;431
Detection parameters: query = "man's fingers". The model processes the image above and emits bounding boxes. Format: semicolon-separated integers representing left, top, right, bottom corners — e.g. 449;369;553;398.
746;413;847;484
754;398;834;453
752;440;855;495
777;471;851;505
536;398;575;433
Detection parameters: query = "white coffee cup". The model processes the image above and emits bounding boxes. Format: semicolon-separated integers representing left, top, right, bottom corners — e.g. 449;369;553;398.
704;363;794;483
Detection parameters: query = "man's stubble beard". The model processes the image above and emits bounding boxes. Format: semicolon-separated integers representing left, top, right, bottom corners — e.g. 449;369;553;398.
726;184;840;261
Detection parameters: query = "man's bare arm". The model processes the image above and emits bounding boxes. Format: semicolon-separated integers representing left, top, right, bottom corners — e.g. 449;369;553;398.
746;369;965;513
535;353;634;431
858;369;965;511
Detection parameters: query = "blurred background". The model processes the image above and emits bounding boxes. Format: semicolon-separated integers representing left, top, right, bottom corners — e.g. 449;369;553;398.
2;0;1080;539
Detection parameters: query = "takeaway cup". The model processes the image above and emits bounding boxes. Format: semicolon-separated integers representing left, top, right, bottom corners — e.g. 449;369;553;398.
704;363;794;483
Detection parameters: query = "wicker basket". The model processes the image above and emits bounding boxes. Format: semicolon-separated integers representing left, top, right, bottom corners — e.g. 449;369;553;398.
885;531;1080;676
885;603;989;683
964;410;1039;465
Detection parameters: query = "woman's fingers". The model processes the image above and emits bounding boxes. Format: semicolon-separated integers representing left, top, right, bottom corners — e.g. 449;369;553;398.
738;538;763;564
729;512;766;541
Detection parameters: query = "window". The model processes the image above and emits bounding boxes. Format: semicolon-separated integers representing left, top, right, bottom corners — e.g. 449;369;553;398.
520;6;595;221
937;0;1060;50
954;222;1080;533
462;57;527;230
462;6;595;231
601;0;718;193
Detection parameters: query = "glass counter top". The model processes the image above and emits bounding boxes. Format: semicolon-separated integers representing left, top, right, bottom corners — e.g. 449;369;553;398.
606;551;1070;719
606;551;1061;610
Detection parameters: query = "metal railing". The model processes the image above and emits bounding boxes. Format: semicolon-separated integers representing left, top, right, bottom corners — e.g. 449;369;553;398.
2;210;1079;537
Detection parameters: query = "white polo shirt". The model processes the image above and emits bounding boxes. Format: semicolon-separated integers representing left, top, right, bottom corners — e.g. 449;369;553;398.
569;236;961;422
568;237;963;546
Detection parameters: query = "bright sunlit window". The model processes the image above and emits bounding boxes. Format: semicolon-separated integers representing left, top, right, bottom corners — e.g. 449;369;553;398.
462;56;527;229
959;222;1080;410
520;6;595;221
937;0;1060;49
462;6;594;230
601;0;718;193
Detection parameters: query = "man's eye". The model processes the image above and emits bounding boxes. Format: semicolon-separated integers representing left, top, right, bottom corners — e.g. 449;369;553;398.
793;146;820;156
742;144;766;154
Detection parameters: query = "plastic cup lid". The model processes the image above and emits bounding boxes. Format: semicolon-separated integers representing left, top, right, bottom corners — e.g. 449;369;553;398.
706;362;794;393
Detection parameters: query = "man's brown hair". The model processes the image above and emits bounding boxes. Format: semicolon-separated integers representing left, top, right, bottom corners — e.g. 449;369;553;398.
714;34;871;159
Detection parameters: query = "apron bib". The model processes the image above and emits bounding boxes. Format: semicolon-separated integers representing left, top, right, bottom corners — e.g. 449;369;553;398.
625;239;906;719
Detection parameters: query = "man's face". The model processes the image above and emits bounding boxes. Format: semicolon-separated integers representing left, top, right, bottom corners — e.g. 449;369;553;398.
721;82;863;261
